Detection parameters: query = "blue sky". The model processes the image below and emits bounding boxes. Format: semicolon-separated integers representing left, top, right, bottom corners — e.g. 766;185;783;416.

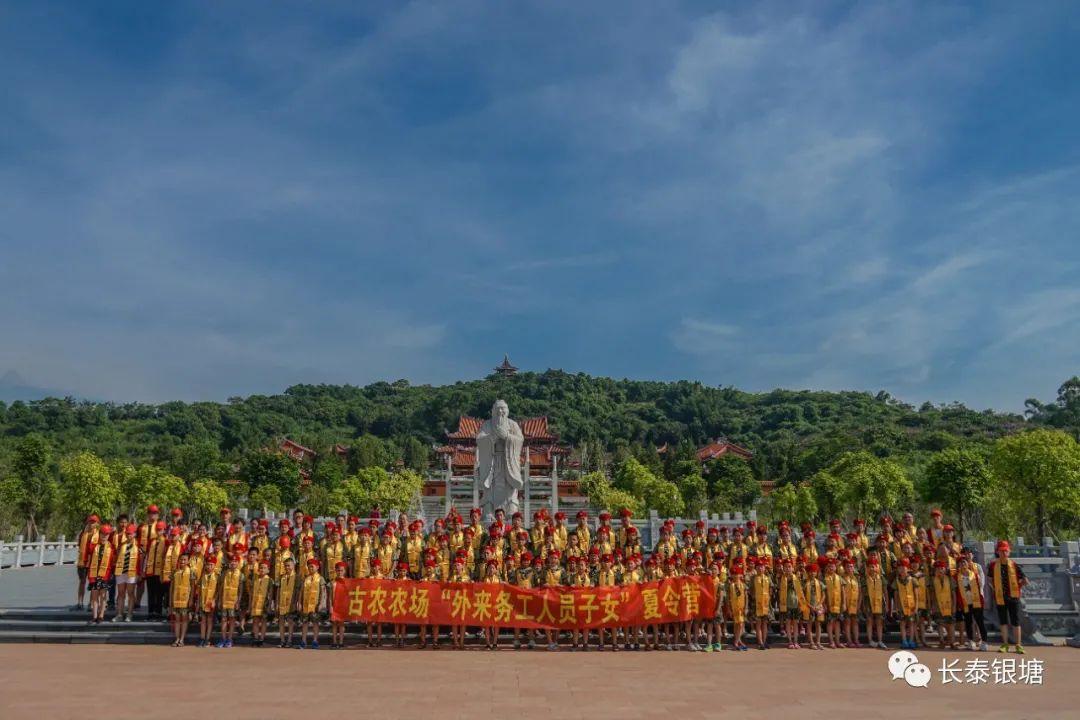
1;1;1078;409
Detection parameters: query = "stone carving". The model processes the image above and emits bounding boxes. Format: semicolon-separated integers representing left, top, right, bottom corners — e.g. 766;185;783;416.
476;399;524;520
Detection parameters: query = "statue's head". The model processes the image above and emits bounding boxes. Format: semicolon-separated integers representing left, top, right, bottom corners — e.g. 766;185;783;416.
491;399;509;421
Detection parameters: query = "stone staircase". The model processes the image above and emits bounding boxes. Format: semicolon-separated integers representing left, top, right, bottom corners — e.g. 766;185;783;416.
0;606;917;646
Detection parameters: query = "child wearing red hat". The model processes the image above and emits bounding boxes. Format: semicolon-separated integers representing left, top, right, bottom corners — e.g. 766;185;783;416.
168;552;196;646
823;560;843;648
217;553;244;648
195;553;221;647
804;562;825;650
988;540;1027;653
328;561;350;649
392;561;411;648
86;524;115;624
419;557;441;649
751;556;772;651
276;556;299;648
481;560;502;650
298;557;325;649
366;558;386;648
448;555;472;650
727;561;748;651
864;555;887;649
931;560;957;649
248;560;273;647
113;523;142;623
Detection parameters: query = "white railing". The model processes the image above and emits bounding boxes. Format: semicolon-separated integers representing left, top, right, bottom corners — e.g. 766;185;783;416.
0;536;79;573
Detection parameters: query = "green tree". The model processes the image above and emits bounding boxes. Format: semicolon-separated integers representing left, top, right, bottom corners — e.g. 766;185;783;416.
924;447;990;537
250;484;285;513
299;485;337;517
119;464;189;515
188;480;229;523
671;460;708;514
989;429;1080;539
348;434;392;471
169;440;229;483
706;455;760;512
402;437;430;472
12;433;54;539
823;451;913;521
238;450;301;506
59;452;119;530
809;469;845;522
767;482;820;526
310;454;346;490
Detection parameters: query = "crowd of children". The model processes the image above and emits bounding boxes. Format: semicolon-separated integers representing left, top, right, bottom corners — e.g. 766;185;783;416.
75;504;1028;652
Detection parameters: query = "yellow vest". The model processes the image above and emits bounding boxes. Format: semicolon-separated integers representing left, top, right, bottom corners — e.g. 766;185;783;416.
220;568;243;609
866;572;885;614
276;573;298;613
249;574;272;616
115;542;141;576
199;570;220;612
170;566;194;608
300;574;322;614
958;568;983;609
933;575;954;615
88;542;114;579
825;573;843;613
991;559;1020;605
778;574;805;613
895;576;917;616
753;574;771;616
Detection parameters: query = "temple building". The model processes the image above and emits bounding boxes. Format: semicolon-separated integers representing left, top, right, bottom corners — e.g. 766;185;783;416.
493;354;518;376
424;414;578;515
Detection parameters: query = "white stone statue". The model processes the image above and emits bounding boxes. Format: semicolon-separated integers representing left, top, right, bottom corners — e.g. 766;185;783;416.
475;399;524;520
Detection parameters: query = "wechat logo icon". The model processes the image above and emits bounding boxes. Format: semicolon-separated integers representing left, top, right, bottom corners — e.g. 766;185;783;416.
889;650;932;688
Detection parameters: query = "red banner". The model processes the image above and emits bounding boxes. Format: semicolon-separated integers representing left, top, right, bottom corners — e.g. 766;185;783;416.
331;577;715;629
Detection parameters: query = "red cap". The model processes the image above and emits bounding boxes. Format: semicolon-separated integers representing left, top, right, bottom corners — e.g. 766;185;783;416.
598;511;611;521
100;524;113;535
854;518;865;526
808;563;820;573
147;505;159;514
554;512;566;520
154;520;166;531
220;507;231;515
930;508;942;517
170;508;182;517
307;558;320;568
125;524;136;535
576;511;588;519
899;558;911;568
279;519;291;528
424;558;436;568
996;540;1010;552
87;514;100;523
278;537;291;549
943;524;955;532
620;508;633;518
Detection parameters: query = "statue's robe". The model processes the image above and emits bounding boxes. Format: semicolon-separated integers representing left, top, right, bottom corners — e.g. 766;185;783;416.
476;418;524;520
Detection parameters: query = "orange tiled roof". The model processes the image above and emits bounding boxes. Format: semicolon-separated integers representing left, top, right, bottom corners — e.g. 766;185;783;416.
447;415;556;442
695;441;753;462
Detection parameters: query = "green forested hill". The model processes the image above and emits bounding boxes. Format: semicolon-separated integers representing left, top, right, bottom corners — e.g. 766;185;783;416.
4;369;1067;484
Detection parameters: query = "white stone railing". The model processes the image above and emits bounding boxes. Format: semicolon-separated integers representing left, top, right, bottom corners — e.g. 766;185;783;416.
0;536;79;573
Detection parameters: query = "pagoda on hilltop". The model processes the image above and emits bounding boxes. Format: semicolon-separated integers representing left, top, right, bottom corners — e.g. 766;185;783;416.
493;354;518;376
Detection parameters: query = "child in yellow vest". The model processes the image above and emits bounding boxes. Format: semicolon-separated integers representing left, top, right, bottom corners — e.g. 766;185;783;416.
893;558;919;649
298;557;325;649
988;540;1028;654
957;554;988;651
216;553;244;648
840;561;861;648
777;559;805;649
864;555;887;649
248;560;273;647
169;551;195;646
195;554;220;647
366;557;386;648
727;562;749;651
804;563;825;650
823;560;844;649
931;560;957;649
392;561;410;648
752;558;772;651
276;556;299;648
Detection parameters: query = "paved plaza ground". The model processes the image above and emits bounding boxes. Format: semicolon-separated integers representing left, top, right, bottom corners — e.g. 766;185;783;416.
2;567;1078;718
0;644;1076;719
